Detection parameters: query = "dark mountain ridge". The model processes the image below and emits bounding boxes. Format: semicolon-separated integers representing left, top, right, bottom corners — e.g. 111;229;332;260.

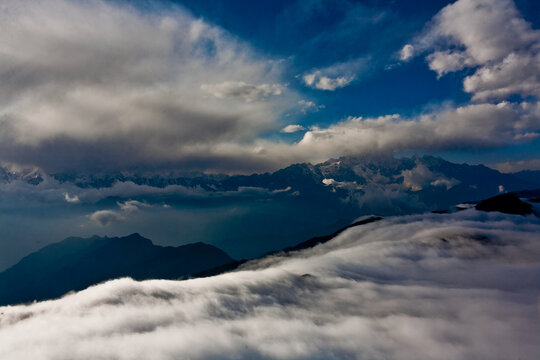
0;234;232;306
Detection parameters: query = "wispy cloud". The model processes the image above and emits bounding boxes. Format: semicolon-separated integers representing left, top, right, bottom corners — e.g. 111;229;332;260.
281;124;306;133
492;158;540;173
89;200;152;226
302;57;369;91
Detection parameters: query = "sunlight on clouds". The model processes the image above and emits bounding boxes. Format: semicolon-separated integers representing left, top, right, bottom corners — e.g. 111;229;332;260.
405;0;540;101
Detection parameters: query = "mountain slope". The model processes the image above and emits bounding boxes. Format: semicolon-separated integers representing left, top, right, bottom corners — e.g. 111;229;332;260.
0;233;232;305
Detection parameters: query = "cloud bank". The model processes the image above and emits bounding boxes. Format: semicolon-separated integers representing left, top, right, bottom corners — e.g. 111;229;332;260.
0;0;297;173
1;209;539;359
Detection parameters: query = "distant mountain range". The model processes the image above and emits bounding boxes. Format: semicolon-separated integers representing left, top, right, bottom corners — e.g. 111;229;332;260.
0;234;232;306
4;155;538;213
48;155;540;213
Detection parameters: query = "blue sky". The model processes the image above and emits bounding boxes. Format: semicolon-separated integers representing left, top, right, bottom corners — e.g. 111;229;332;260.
1;0;540;173
165;0;540;167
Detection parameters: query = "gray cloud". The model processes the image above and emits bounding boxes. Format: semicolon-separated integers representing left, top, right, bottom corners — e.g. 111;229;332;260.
493;158;540;172
89;209;126;226
1;210;539;359
0;0;297;173
201;81;284;102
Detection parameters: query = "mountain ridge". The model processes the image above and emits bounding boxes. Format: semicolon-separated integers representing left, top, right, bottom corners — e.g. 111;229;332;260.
0;233;233;306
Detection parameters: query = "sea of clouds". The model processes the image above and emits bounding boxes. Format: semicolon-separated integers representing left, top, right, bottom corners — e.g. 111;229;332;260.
1;208;539;359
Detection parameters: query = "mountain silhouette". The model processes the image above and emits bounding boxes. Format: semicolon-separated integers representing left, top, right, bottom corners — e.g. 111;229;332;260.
0;233;232;305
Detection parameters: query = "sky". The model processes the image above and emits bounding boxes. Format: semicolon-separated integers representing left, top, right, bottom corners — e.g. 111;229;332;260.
2;209;540;359
1;4;540;354
1;0;540;174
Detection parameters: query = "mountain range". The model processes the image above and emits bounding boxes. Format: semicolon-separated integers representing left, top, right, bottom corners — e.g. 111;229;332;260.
46;155;540;214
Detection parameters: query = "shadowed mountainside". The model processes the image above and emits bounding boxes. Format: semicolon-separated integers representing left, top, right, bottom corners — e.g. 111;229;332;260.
0;233;232;306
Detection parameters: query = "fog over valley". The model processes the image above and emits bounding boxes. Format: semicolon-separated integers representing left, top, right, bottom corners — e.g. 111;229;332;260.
1;209;539;359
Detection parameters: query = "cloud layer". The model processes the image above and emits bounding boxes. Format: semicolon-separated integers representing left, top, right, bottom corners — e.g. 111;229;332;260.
1;209;539;359
0;0;539;174
0;0;296;173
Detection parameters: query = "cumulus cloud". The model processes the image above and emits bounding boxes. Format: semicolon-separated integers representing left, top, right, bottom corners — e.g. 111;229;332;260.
0;0;297;173
406;0;540;101
298;100;324;113
281;124;306;133
302;58;369;91
1;210;539;359
248;101;540;167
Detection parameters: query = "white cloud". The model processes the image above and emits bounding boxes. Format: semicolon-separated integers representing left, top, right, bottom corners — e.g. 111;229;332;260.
463;52;540;101
298;100;324;113
399;44;414;61
1;210;539;359
406;0;540;101
426;50;472;77
305;73;355;91
302;58;369;91
63;192;80;203
247;101;540;167
117;200;151;213
281;125;306;133
90;199;152;226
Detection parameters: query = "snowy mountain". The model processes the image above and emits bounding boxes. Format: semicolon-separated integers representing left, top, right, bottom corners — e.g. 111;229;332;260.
44;155;536;213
